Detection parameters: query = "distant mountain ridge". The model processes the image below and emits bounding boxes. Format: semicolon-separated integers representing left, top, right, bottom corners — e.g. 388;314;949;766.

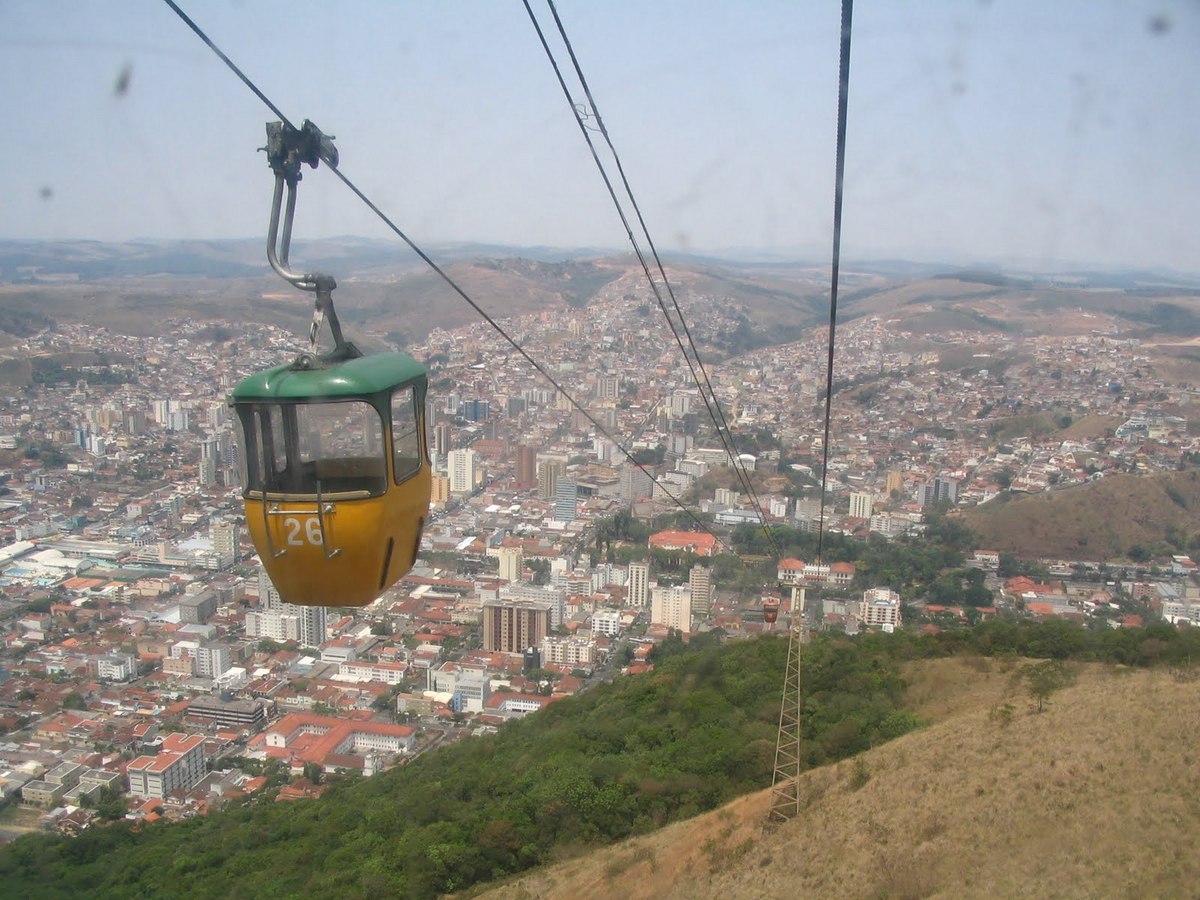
2;239;1199;347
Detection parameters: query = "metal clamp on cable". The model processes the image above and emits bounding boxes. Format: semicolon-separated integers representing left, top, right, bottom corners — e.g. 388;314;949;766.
260;120;358;363
264;119;338;181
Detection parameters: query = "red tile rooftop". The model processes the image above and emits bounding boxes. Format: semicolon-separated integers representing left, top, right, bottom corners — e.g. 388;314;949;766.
647;530;717;556
162;733;205;753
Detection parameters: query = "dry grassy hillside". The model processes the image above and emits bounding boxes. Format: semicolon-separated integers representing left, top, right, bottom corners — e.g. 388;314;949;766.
961;469;1200;560
476;658;1200;899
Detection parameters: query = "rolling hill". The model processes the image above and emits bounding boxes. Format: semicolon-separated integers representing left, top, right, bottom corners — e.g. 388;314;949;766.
961;468;1200;561
4;240;1200;349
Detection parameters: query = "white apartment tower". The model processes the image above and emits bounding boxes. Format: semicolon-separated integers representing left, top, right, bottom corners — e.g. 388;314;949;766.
496;546;523;583
849;491;874;519
210;519;241;568
448;448;477;494
650;584;692;632
860;587;902;630
247;567;328;647
126;733;206;800
628;561;649;607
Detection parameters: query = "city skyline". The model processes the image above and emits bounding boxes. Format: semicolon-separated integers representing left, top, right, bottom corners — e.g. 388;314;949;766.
2;1;1197;274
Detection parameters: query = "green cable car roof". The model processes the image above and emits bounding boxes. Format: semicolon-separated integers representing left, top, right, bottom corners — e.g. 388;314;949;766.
231;352;426;401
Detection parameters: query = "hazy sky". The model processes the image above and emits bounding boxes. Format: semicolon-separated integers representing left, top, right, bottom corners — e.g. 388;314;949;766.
2;1;1197;273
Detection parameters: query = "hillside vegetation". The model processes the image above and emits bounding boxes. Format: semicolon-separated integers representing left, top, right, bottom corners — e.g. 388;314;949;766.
963;468;1200;560
3;622;1199;898
481;657;1200;899
0;635;917;899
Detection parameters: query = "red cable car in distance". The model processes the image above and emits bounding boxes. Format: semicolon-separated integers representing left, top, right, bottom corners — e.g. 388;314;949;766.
763;598;780;626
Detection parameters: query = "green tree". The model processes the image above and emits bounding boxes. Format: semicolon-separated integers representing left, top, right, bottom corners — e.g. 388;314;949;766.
92;784;127;820
1023;660;1074;712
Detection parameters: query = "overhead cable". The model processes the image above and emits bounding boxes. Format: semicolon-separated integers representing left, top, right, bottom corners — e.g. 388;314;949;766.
160;0;749;563
815;0;854;563
525;0;785;561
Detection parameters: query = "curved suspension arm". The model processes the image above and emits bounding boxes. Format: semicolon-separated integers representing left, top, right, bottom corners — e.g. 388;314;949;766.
262;119;351;356
266;171;319;290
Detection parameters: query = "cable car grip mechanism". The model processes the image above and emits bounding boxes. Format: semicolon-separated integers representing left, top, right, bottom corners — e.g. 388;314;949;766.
261;120;359;365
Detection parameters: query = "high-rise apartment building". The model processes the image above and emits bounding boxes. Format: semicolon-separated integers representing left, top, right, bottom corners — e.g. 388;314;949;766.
849;491;874;519
433;422;451;457
591;609;622;637
688;564;713;618
553;479;578;522
628;561;649;607
619;464;653;503
501;584;567;628
537;458;564;500
650;584;692;632
210;519;241;568
920;476;959;507
496;546;523;583
448;448;477;494
247;568;328;647
597;375;620;401
714;487;739;509
516;444;538;488
430;474;450;503
482;599;552;654
126;733;206;800
199;436;220;486
859;588;902;630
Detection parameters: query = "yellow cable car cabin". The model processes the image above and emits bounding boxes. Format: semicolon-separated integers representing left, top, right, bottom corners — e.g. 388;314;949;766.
231;353;431;607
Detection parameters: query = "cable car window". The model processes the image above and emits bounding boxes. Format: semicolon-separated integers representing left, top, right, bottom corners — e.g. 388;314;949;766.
267;406;287;476
391;385;422;484
231;408;254;489
250;407;271;490
235;401;386;496
294;401;387;496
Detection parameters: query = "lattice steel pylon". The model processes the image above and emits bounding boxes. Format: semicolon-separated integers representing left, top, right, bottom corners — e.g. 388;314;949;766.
768;586;806;823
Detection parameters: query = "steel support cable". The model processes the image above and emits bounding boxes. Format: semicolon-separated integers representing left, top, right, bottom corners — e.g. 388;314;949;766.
533;0;772;539
542;0;775;535
815;0;853;565
538;0;752;488
319;167;741;555
521;0;719;457
162;0;294;130
160;0;749;564
526;0;784;562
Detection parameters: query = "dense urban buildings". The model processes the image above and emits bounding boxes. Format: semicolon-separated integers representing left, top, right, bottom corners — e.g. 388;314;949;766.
0;266;1195;833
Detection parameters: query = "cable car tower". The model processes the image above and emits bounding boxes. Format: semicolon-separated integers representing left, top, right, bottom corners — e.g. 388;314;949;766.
768;585;807;822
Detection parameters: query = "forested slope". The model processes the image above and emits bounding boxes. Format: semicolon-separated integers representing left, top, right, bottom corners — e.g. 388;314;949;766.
0;635;917;899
